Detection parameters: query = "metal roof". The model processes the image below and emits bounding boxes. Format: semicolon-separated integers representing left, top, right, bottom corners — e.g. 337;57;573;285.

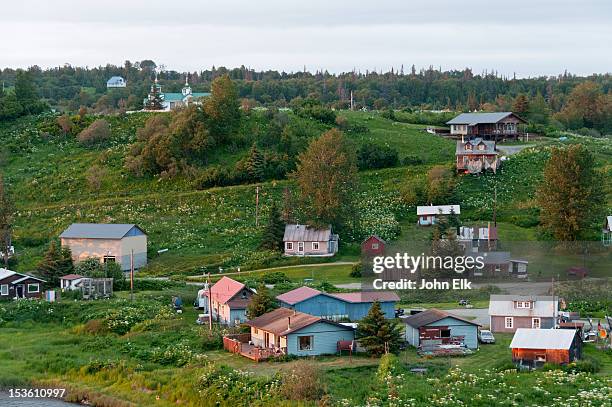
447;112;516;125
330;291;400;303
106;76;125;84
509;328;577;350
0;268;46;283
276;286;322;305
60;223;145;239
206;276;250;306
245;308;353;336
283;224;333;242
416;205;460;216
456;139;497;155
488;295;558;317
402;308;480;328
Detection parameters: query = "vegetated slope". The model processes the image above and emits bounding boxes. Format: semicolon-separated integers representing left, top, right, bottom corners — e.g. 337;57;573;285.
2;111;610;275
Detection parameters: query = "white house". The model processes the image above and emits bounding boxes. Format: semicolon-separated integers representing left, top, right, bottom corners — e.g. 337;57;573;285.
144;76;210;111
106;76;127;88
603;216;612;246
416;205;460;226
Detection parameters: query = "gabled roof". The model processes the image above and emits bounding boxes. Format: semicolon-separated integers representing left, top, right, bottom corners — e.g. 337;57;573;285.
456;139;497;155
283;224;333;242
330;291;400;303
276;286;400;305
61;274;84;281
509;328;578;350
362;235;386;245
245;308;353;336
0;268;46;283
416;205;460;216
60;223;146;239
276;286;322;305
402;308;480;328
106;76;125;84
488;295;557;317
447;112;526;125
207;276;251;307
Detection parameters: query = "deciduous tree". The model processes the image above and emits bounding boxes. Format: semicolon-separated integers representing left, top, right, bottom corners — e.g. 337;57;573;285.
537;145;604;241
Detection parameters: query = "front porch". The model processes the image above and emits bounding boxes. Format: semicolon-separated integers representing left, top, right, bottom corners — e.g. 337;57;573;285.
223;333;287;362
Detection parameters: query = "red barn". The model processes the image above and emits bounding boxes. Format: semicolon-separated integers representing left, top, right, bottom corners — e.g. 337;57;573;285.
361;235;386;256
510;328;582;368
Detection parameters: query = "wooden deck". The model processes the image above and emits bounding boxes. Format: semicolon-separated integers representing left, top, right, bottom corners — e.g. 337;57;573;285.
223;334;284;362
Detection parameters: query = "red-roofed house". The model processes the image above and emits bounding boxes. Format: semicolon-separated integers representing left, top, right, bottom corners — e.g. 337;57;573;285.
60;274;85;291
276;286;399;321
204;277;255;326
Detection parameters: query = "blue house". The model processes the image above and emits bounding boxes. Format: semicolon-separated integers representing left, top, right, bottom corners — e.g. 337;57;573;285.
402;309;480;349
276;286;399;321
245;308;355;356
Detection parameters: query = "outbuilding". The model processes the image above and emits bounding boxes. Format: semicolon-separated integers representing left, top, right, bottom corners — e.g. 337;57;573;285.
510;328;582;368
361;235;386;257
60;223;147;271
402;308;480;349
416;205;460;226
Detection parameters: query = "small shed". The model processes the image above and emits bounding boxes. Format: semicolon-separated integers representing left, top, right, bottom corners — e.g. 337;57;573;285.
106;76;126;88
510;328;582;368
60;274;84;291
361;235;386;256
402;308;480;349
79;278;114;299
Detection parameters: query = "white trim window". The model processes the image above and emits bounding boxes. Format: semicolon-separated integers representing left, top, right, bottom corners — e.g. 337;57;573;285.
371;243;379;250
532;318;541;329
285;242;293;251
298;335;314;351
27;283;40;293
505;317;514;329
0;284;8;296
312;242;319;251
298;242;304;252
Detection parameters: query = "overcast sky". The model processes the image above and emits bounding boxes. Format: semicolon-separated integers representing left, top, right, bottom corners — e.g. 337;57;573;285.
2;0;611;77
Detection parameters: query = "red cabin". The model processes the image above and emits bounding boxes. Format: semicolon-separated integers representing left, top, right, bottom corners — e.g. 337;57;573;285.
361;235;386;256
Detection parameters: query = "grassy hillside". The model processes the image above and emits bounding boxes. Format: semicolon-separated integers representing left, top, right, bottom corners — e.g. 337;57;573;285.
1;111;610;276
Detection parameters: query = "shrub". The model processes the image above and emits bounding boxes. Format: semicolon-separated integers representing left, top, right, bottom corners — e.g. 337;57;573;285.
258;272;289;284
357;144;399;170
77;119;111;145
376;353;404;382
568;357;600;373
350;262;363;278
280;360;325;401
402;155;425;165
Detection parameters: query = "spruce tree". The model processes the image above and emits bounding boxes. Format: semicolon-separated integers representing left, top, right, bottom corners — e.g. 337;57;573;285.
245;143;265;182
259;202;285;251
144;82;164;110
246;283;277;319
357;301;402;355
37;241;74;287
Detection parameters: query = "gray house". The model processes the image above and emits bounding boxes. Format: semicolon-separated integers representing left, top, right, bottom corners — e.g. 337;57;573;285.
60;223;147;271
488;295;558;333
402;309;480;349
283;224;338;257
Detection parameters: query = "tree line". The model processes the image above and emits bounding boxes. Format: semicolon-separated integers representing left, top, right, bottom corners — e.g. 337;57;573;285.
1;61;610;133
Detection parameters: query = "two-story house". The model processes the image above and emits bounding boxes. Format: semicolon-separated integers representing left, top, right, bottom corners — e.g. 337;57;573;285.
447;112;526;141
456;138;499;174
204;276;255;326
488;295;558;333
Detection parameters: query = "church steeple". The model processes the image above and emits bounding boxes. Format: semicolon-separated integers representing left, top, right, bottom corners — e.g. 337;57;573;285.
182;74;192;96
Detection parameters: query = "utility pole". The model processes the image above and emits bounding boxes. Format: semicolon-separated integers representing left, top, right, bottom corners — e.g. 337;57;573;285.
207;273;213;331
130;249;134;302
255;185;260;227
493;186;497;228
350;90;354;111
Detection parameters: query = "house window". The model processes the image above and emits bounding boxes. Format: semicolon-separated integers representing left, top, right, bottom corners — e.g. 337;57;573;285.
505;317;514;329
0;284;7;295
253;328;258;334
27;283;39;293
372;243;379;250
241;290;248;299
103;256;116;263
532;318;541;329
298;242;304;252
440;329;451;338
286;242;293;251
298;335;313;351
312;242;319;251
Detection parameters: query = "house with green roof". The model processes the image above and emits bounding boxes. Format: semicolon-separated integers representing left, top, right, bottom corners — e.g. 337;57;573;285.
143;76;211;111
